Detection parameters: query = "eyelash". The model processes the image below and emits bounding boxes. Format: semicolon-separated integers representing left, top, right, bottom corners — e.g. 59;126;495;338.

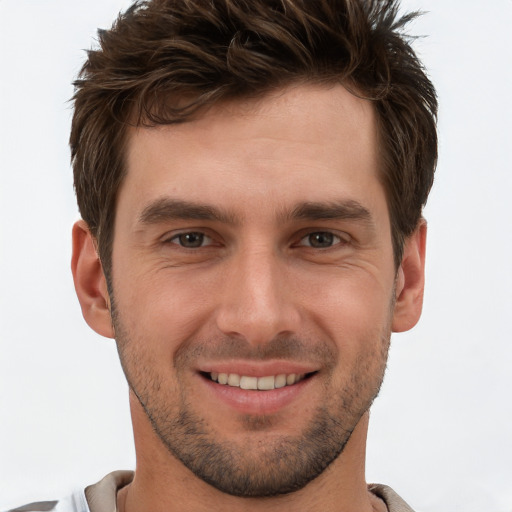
164;230;350;250
296;231;347;249
167;231;214;248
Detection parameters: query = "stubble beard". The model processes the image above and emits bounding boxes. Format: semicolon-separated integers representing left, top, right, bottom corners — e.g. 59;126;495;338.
110;300;391;498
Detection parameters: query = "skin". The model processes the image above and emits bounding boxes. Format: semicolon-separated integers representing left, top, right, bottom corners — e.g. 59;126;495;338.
72;84;426;512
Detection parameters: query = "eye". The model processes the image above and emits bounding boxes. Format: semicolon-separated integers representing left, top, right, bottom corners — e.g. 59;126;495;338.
298;231;344;249
169;232;212;248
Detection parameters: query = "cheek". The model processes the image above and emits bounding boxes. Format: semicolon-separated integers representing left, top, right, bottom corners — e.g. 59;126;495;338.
295;268;394;382
112;250;395;361
312;280;392;387
113;267;214;356
298;268;394;335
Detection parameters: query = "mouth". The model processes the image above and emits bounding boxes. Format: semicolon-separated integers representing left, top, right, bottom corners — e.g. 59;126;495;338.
202;371;315;390
198;368;317;415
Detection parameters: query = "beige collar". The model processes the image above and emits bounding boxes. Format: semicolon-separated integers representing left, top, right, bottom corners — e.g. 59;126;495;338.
84;470;133;512
85;471;415;512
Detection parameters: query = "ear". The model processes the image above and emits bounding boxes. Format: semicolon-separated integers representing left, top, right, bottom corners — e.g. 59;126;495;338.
71;220;115;338
392;220;427;333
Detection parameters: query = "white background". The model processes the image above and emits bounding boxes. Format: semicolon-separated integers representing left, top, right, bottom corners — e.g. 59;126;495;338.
1;1;511;511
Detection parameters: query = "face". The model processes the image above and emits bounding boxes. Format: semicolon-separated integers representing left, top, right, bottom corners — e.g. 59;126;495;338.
110;84;398;496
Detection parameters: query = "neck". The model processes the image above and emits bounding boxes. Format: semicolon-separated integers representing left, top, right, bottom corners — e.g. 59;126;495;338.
118;393;385;512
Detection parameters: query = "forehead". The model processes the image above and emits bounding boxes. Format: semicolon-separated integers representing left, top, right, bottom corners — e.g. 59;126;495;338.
120;84;382;223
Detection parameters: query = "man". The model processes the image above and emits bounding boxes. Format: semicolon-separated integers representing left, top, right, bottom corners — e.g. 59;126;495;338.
10;0;437;511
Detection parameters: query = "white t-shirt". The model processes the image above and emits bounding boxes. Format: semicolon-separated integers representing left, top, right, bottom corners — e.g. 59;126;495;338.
5;490;88;512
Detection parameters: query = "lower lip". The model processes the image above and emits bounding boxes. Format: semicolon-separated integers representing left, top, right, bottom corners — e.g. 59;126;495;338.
199;374;313;415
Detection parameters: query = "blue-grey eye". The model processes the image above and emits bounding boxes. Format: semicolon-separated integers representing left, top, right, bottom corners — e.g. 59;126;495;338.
172;232;208;248
301;232;341;248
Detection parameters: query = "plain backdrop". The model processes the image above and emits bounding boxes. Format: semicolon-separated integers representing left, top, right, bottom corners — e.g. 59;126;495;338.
1;1;511;511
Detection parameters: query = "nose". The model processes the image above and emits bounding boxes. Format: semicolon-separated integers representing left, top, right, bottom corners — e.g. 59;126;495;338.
215;245;301;346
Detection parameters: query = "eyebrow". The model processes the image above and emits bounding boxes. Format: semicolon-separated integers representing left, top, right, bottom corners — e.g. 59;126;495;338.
138;197;375;228
138;198;238;225
284;200;374;226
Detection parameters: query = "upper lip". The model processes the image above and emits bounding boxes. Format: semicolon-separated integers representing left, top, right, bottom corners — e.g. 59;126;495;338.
197;360;318;377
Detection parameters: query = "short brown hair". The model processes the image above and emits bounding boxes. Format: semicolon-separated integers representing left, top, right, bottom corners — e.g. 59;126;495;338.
70;0;437;277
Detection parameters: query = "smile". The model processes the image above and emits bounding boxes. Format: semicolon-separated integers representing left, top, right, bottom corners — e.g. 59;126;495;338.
209;372;307;390
199;368;317;415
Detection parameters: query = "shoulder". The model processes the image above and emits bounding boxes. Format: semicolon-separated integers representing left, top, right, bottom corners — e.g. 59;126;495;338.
3;470;134;512
4;491;89;512
368;483;416;512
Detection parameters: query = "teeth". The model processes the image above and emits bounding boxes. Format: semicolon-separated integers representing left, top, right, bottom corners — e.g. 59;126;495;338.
257;375;275;390
275;374;287;388
286;374;297;385
209;372;307;390
227;373;240;386
240;376;258;390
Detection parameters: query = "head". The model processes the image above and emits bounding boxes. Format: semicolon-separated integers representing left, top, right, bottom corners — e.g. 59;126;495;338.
70;0;437;500
71;0;437;283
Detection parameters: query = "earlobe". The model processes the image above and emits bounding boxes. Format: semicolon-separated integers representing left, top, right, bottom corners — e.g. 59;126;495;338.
392;220;427;333
71;220;115;339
